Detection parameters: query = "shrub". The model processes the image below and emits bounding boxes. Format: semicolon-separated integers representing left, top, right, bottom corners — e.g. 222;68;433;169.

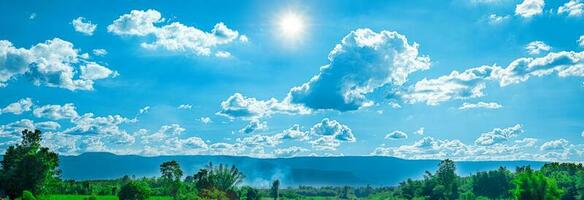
118;181;151;200
22;190;36;200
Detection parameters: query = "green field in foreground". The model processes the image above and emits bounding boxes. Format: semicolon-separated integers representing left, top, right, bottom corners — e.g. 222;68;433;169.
39;195;172;200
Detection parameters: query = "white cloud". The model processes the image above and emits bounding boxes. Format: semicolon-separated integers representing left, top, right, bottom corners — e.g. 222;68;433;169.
239;119;268;134
1;98;33;115
215;51;231;58
385;130;408;140
475;124;523;146
29;13;36;20
273;146;309;157
0;38;116;90
178;104;192;110
139;124;185;145
108;9;243;57
525;41;551;55
200;117;212;124
138;106;150;114
63;113;137;145
515;0;545;18
92;49;108;56
488;14;511;25
310;118;356;142
236;134;281;148
217;93;309;120
403;51;584;105
72;17;97;36
287;29;430;111
34;121;61;130
80;62;118;80
33;103;79;120
540;139;569;151
558;0;584;17
414;127;425;135
459;102;503;110
578;35;584;47
276;124;309;141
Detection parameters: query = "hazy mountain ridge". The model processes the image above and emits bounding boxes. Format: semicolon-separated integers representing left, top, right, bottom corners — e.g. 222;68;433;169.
56;152;546;187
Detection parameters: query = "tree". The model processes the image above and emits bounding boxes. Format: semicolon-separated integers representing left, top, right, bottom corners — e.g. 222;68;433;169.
191;163;244;192
0;129;60;199
511;167;563;200
118;181;151;200
271;179;280;200
435;159;459;199
240;186;260;200
471;167;513;199
160;161;183;198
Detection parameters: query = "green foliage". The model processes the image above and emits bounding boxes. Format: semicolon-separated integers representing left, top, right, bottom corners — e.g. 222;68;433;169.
511;167;563;200
188;162;244;193
23;190;37;200
471;167;513;199
239;186;260;200
118;181;151;200
84;195;98;200
0;129;60;199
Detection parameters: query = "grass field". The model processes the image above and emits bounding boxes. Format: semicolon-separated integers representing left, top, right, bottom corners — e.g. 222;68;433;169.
39;195;172;200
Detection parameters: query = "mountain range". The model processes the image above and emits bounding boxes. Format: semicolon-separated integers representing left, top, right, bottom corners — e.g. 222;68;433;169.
57;152;545;187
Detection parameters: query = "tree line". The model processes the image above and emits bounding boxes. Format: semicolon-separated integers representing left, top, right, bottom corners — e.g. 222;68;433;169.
1;129;584;200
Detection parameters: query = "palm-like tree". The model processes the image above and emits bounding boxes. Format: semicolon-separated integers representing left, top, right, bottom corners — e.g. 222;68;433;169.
192;162;245;192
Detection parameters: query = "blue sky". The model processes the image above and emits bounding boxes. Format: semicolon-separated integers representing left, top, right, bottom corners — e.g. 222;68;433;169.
0;0;583;161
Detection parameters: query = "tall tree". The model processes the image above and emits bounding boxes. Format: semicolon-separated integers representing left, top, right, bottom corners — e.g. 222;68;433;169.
271;179;280;200
435;159;459;199
0;129;60;199
159;161;183;198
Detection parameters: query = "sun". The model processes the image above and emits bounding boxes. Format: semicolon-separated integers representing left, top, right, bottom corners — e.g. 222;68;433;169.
279;12;305;39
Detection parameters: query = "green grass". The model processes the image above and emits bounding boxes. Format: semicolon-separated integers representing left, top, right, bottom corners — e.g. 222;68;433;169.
39;195;172;200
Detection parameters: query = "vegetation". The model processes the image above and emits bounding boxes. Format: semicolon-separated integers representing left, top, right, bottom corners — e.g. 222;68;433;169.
1;129;584;200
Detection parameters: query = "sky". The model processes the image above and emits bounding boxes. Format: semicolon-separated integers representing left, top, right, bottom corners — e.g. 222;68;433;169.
0;0;583;161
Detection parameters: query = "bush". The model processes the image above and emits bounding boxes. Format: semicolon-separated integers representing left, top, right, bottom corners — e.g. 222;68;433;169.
118;181;151;200
22;190;36;200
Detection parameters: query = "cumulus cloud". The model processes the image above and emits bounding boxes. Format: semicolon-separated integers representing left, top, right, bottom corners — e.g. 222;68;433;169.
92;49;108;56
139;124;185;145
459;102;503;110
108;9;245;57
310;118;356;142
239;119;268;134
276;124;309;141
403;51;584;105
33;103;79;120
579;35;584;47
72;17;97;36
1;98;33;115
515;0;545;18
0;38;116;90
287;28;430;111
525;41;551;55
540;139;569;151
474;124;523;146
217;93;309;120
558;0;584;17
371;134;580;161
385;130;408;140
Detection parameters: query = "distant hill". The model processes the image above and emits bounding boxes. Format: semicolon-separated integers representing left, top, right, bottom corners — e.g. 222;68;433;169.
57;152;545;187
